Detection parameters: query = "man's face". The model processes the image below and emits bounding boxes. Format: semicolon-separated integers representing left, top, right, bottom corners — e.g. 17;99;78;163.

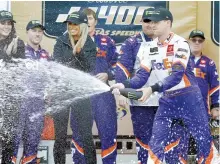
189;36;204;54
142;19;154;37
0;20;12;39
87;14;97;34
68;22;80;36
152;20;170;37
27;27;43;45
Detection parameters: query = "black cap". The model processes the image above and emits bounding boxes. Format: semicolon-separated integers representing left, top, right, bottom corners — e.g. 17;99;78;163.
63;11;88;24
145;8;173;22
189;30;205;39
142;8;156;20
26;20;45;31
0;10;16;23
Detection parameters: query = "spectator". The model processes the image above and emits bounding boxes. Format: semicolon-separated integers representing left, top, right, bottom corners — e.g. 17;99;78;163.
0;10;25;164
53;11;97;164
12;20;50;164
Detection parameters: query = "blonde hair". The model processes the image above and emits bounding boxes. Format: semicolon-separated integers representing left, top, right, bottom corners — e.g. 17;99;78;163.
68;23;88;55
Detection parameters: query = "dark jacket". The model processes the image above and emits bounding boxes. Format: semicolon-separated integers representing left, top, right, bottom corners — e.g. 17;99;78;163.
0;38;25;61
53;33;97;73
52;33;97;164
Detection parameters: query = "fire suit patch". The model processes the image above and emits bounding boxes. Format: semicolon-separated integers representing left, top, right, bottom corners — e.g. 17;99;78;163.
175;52;187;60
177;48;188;53
149;47;159;55
101;38;107;42
166;44;174;56
200;60;206;64
97;48;107;57
150;47;158;52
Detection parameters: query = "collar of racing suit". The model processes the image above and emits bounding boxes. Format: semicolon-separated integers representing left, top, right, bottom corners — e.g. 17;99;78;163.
26;43;42;52
157;32;174;47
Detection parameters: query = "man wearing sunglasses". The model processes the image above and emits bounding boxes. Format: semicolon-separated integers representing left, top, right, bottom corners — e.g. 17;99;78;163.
188;30;220;160
189;30;219;120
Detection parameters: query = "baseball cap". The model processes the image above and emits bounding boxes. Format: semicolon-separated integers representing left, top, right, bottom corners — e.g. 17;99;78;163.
0;10;16;23
26;20;45;31
63;11;88;24
145;8;173;23
142;8;155;20
189;30;205;39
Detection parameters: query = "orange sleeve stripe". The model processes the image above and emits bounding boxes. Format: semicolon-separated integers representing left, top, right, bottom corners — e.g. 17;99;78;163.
164;138;180;153
198;156;204;164
101;142;117;158
116;62;131;78
22;155;37;164
209;86;220;96
140;64;150;72
72;139;84;155
148;148;162;164
183;74;191;87
173;61;186;69
179;156;187;164
136;138;150;150
205;142;214;164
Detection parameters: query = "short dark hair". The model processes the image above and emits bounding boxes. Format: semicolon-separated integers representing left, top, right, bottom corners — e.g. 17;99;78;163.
82;8;97;20
26;20;45;31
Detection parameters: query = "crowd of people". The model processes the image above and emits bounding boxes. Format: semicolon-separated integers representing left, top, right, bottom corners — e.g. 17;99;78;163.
0;6;219;164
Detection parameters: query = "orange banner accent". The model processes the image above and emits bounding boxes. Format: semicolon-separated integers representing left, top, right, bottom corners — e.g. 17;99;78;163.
41;116;55;140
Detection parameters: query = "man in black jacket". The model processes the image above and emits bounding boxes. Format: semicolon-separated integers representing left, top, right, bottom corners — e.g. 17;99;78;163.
52;11;97;164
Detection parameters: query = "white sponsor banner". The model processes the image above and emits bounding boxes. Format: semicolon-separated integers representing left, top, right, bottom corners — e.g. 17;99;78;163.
0;1;10;11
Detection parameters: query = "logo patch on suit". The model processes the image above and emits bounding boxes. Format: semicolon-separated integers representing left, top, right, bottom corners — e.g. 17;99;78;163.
177;48;188;53
149;47;159;55
200;60;206;64
166;44;174;56
175;52;187;60
101;38;107;42
97;48;107;57
101;37;107;45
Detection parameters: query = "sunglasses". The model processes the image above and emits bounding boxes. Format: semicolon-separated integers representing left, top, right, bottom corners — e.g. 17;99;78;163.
143;19;151;23
190;38;204;44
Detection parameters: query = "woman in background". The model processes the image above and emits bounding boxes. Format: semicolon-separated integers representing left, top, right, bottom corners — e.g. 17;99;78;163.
0;10;25;164
53;11;97;164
